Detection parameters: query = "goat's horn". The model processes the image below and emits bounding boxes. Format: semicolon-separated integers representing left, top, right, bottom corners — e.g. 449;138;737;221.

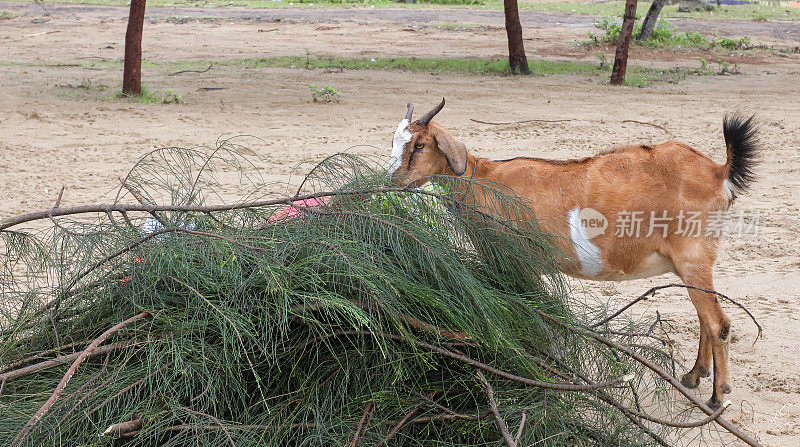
405;102;414;121
417;97;445;126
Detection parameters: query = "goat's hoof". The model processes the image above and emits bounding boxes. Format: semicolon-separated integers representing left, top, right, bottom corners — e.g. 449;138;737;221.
721;383;732;394
681;372;701;389
698;366;711;378
707;396;722;410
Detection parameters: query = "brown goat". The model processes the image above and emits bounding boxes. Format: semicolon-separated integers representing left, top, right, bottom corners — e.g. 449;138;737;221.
389;98;760;408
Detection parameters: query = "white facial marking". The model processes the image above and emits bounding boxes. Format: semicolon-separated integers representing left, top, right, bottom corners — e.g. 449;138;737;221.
568;207;603;277
389;119;412;176
723;179;736;205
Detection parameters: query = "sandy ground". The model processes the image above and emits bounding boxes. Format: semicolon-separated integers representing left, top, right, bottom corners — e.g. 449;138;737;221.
1;3;799;446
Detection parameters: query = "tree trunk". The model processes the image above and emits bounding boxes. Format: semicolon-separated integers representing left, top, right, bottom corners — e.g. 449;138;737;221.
123;0;147;95
636;0;666;41
610;0;637;86
503;0;530;75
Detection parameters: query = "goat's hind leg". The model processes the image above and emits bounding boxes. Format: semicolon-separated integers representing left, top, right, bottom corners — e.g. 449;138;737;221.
674;258;732;409
680;311;712;389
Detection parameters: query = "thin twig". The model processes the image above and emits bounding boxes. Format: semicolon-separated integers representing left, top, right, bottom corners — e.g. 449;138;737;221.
118;177;148;206
625;400;731;428
54;186;65;208
646;310;663;336
118;209;135;229
0;187;445;231
469;118;576;126
51;352;111;429
592;283;762;343
0;341;135;383
351;401;374;447
304;330;634;392
191;376;213;403
170;63;213;76
598;328;673;347
48;311;62;356
410;411;491;423
161;422;316;432
182;407;235;447
590;367;732;429
376;391;436;447
101;416;143;437
406;335;634;391
119;176;166;226
91;361;172;415
592;286;659;328
66;346;145;422
47;186;78;236
10;312;150;447
404;386;475;420
621;119;674;137
514;411;527;445
533;309;764;447
477;370;517;447
539;351;670;447
0;340;88;374
189;144;223;200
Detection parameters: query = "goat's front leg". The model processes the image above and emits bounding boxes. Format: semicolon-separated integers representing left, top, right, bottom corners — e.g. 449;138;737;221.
675;258;732;409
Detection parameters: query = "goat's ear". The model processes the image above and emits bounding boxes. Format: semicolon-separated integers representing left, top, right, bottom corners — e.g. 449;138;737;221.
431;125;468;176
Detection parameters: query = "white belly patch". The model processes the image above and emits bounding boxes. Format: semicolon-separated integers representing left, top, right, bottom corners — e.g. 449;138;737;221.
567;207;603;277
615;253;676;280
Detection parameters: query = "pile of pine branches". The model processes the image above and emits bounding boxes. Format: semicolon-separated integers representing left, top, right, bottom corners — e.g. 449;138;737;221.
0;145;754;446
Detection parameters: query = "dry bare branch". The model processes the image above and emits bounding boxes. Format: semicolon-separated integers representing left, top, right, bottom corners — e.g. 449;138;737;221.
10;311;150;447
477;370;517;447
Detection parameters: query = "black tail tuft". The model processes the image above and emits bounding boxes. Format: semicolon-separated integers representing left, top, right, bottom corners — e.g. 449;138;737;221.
723;114;759;192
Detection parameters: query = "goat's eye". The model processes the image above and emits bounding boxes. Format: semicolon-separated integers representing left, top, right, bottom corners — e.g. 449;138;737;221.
414;143;424;150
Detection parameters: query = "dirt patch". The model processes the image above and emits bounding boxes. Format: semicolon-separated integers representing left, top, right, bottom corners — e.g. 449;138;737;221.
1;4;799;446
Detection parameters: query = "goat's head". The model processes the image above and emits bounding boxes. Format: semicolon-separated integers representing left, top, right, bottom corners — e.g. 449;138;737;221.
388;98;468;186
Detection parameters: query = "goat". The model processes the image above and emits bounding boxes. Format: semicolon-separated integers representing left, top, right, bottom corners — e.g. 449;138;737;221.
388;98;759;408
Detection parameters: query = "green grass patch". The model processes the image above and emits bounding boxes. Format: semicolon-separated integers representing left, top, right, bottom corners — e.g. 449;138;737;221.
7;55;716;89
116;87;183;103
53;80;182;103
78;55;609;76
11;55;717;100
118;86;162;103
429;22;502;32
590;15;752;50
101;55;712;87
145;55;619;79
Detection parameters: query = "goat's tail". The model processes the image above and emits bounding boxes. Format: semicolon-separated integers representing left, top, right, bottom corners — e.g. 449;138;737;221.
723;114;759;192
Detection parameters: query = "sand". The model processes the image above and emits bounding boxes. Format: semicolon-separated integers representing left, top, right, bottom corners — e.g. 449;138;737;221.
1;3;799;445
